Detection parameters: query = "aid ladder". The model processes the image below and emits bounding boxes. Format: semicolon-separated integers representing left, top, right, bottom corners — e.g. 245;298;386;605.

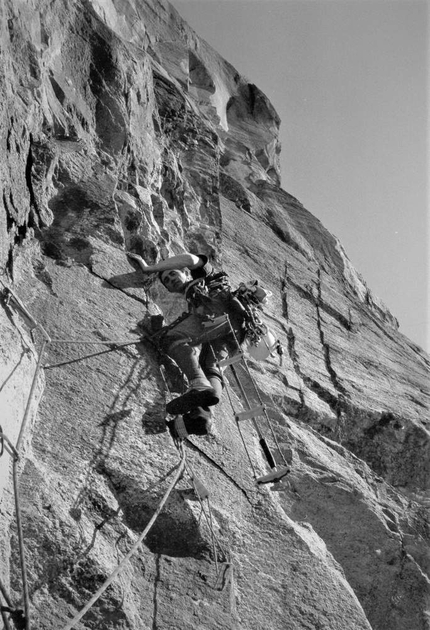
203;315;290;486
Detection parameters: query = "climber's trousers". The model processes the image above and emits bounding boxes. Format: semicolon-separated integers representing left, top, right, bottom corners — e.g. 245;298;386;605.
159;313;235;388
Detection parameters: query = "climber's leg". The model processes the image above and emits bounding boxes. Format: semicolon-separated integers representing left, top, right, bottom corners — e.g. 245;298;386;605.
176;342;226;435
158;314;234;418
200;340;229;392
162;339;219;415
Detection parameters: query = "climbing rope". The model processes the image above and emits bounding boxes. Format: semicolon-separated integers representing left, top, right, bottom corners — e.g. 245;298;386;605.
48;339;142;345
158;360;230;582
0;607;13;630
1;282;285;630
1;281;51;344
1;282;193;630
44;339;143;370
60;447;186;630
0;431;23;630
0;432;19;461
15;348;48;630
0;282;52;630
185;459;227;579
0;577;17;630
14;340;49;630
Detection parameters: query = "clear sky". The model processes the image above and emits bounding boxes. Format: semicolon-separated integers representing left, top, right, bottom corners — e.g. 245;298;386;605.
170;0;429;353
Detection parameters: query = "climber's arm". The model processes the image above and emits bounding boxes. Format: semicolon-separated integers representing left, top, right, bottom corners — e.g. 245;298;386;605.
127;252;203;274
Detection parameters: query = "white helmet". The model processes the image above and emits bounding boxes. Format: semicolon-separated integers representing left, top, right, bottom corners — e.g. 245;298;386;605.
246;329;278;361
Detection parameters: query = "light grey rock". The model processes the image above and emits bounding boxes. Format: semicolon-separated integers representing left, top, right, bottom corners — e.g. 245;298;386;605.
0;1;428;629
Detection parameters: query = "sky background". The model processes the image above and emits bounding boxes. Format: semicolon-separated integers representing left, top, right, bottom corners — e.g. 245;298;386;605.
170;0;429;353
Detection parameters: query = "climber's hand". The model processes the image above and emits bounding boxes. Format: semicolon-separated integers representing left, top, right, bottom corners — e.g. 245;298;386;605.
127;252;144;262
126;252;151;272
127;252;146;264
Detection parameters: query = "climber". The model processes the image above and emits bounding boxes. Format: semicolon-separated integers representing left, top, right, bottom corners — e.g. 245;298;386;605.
127;251;246;436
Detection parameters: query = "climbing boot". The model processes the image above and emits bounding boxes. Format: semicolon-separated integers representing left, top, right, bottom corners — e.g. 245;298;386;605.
183;407;213;436
166;378;219;415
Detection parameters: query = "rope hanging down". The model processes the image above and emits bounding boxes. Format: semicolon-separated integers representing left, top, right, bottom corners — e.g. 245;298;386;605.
61;366;230;629
0;282;52;630
1;282;284;629
60;447;186;630
159;360;230;584
185;458;228;581
1;282;193;630
44;338;143;370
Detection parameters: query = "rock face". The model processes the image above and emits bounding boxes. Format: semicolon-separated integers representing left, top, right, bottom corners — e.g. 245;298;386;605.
0;1;429;629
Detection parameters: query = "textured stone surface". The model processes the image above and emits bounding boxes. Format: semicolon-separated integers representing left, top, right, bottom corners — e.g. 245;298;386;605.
0;1;429;629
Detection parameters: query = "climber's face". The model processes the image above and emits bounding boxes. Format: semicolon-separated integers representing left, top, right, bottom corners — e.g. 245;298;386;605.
160;269;188;293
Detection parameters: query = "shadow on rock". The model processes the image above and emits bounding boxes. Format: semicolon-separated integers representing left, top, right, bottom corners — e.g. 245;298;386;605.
101;466;210;559
104;270;151;290
141;399;168;435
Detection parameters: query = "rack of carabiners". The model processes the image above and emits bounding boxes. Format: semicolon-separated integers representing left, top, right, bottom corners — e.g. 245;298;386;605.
202;314;290;487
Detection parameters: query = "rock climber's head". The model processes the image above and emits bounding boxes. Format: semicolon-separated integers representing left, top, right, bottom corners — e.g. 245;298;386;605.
158;269;189;293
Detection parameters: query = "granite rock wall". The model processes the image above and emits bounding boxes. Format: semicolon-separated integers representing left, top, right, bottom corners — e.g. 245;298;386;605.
0;1;429;629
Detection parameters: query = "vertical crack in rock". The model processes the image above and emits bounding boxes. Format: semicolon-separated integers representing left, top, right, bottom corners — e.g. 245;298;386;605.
280;260;289;321
24;135;37;217
286;326;306;414
313;268;348;422
316;269;347;391
283;273;342;421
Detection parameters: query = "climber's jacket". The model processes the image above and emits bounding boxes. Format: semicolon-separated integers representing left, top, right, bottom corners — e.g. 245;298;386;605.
149;254;276;353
